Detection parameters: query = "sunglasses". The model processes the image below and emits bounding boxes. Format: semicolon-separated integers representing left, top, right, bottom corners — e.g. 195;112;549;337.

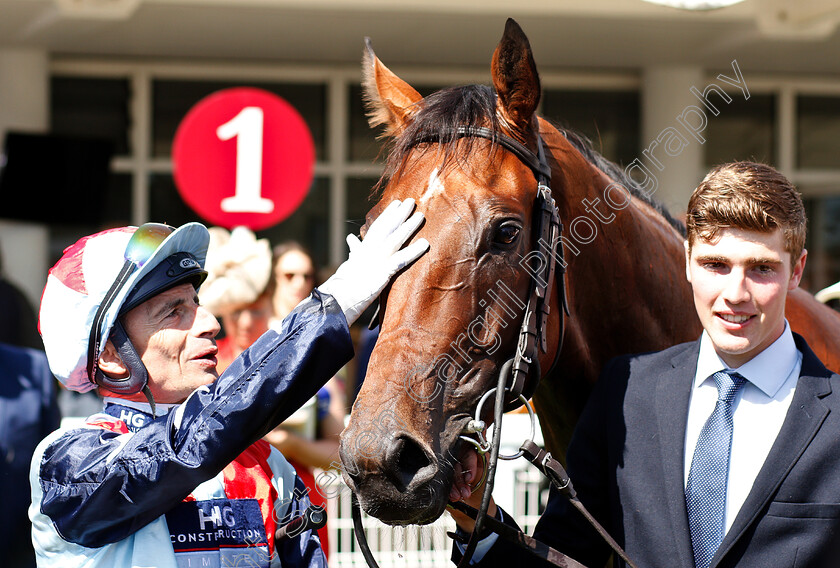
280;271;314;281
86;223;175;382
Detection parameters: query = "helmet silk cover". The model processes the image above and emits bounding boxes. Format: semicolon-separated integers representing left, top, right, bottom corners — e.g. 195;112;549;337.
39;223;209;393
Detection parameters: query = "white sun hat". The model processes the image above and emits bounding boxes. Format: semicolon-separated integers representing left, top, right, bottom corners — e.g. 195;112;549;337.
815;281;840;304
39;222;209;393
198;226;272;317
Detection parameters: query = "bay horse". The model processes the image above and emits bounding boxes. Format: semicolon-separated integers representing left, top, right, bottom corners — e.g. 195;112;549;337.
338;18;840;527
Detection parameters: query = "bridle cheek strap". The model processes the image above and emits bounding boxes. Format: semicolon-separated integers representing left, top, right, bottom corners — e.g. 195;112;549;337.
449;126;567;409
505;180;565;409
448;125;567;567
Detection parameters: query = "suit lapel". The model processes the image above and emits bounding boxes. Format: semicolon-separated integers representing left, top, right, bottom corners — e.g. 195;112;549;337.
716;337;833;565
655;341;700;568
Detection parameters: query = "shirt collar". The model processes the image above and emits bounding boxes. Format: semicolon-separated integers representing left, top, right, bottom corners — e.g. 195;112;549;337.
695;320;799;398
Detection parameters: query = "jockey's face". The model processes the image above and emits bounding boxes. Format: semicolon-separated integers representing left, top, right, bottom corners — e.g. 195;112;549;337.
119;283;221;403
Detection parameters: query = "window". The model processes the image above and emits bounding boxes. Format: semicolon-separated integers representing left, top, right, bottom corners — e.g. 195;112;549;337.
47;77;133;260
152;80;326;159
347;83;445;164
541;90;640;166
48;63;840;291
45;174;132;264
348;84;384;163
804;195;840;294
797;96;840;169
705;94;775;166
347;177;381;233
51;76;131;155
256;178;332;270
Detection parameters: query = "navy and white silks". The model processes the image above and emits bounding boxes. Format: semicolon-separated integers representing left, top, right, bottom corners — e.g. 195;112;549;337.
29;292;353;568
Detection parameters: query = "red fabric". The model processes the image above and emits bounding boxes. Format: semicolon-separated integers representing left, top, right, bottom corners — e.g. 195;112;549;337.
215;335;236;372
289;459;329;559
49;227;133;294
86;418;130;435
223;440;279;558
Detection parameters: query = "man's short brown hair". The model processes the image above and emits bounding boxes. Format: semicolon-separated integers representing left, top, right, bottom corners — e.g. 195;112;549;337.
686;161;807;261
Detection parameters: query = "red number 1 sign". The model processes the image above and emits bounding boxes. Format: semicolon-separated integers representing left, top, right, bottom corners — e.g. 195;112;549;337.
172;87;315;230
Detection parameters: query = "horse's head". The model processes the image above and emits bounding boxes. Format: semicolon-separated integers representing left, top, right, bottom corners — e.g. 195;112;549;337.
340;19;562;525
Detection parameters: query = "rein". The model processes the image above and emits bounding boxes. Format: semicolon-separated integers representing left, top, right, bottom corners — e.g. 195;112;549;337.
449;125;570;568
351;125;633;568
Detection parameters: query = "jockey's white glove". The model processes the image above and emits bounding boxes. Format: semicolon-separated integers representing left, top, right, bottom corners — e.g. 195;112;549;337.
318;198;429;325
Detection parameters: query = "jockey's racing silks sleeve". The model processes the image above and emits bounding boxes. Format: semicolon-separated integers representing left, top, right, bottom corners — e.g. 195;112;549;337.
35;290;353;549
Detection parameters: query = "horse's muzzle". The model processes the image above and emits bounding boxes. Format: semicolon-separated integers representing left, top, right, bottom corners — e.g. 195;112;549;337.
339;428;448;525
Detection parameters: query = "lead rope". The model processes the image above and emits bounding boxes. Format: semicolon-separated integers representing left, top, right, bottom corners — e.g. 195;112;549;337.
519;440;638;568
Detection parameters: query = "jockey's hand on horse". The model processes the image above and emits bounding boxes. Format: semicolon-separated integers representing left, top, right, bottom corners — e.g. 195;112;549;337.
319;198;429;325
447;447;497;533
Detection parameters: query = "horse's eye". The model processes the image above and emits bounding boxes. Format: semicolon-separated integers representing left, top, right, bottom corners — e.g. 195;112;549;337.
494;223;521;246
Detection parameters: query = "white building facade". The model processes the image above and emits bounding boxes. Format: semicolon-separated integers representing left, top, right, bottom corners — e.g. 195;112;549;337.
1;0;839;317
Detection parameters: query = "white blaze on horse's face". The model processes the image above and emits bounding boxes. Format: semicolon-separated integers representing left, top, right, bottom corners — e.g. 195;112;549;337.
419;168;446;206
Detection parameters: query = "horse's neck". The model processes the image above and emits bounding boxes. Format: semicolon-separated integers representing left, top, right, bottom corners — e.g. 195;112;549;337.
548;136;700;366
553;149;684;271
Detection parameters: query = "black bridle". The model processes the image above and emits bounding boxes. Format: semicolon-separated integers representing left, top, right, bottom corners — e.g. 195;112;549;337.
445;125;567;568
351;125;635;568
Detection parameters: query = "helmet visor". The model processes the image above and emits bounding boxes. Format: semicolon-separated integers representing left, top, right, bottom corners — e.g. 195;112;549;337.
86;223;176;382
125;223;176;267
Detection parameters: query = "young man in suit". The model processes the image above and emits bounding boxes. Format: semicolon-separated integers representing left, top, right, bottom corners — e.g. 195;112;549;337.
450;161;840;568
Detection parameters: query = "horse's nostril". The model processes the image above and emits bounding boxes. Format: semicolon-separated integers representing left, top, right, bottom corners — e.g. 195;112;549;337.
385;434;434;490
398;438;430;475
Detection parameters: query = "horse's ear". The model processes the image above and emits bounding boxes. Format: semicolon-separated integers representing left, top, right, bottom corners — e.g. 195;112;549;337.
362;38;423;137
491;18;541;132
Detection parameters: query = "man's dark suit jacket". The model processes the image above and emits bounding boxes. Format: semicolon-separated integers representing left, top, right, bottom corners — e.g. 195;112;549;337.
458;333;840;568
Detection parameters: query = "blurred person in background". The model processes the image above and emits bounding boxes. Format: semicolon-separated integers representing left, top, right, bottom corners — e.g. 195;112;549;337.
0;239;61;568
266;242;346;476
270;242;317;330
0;239;99;426
0;341;60;568
0;243;41;350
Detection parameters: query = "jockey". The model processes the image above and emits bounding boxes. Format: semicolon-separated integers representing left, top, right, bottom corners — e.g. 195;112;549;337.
29;199;428;568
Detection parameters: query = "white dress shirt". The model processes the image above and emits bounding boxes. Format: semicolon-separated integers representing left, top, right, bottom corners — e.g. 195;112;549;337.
683;320;802;533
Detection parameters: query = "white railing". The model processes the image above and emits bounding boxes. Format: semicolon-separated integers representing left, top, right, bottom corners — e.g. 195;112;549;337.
327;490;456;568
325;415;546;568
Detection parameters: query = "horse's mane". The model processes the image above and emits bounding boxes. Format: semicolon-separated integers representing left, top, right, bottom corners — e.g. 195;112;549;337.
375;83;685;235
558;128;685;235
377;84;503;187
